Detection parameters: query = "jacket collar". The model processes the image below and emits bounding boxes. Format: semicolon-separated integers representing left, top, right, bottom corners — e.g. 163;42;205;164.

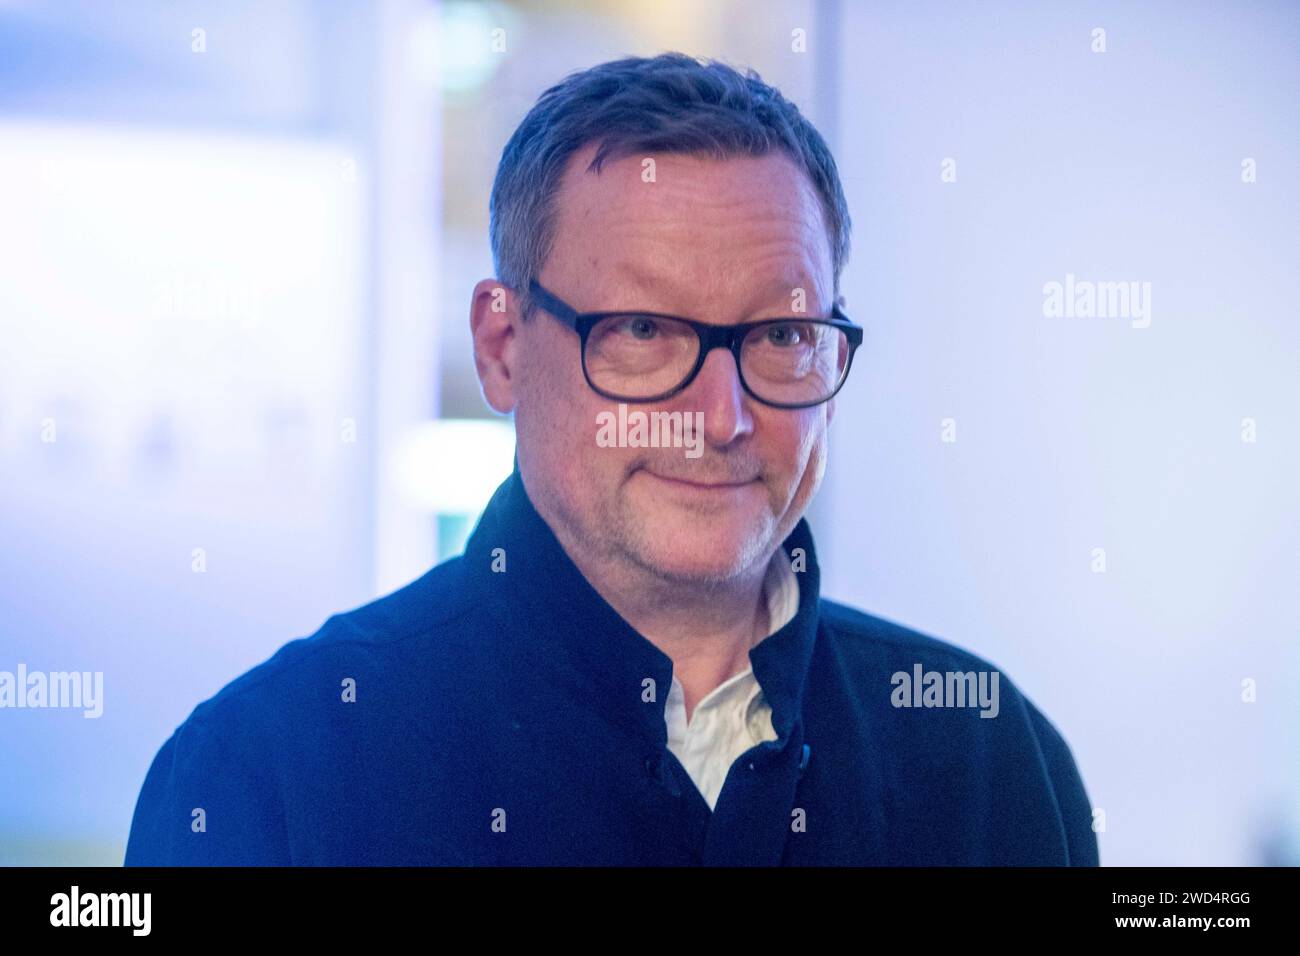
462;459;823;749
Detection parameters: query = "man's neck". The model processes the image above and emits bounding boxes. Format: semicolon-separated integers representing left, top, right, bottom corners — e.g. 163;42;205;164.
550;523;772;723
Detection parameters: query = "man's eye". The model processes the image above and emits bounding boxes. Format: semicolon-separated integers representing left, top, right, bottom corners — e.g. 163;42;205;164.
617;316;659;340
766;323;804;346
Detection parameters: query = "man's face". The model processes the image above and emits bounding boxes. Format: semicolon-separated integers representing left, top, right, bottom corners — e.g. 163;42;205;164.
508;145;836;585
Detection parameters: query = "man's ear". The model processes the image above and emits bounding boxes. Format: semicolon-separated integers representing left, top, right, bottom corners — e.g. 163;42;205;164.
470;278;522;414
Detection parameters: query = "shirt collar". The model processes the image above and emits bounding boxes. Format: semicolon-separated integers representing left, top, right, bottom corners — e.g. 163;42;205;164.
763;541;801;637
461;460;822;747
666;543;799;726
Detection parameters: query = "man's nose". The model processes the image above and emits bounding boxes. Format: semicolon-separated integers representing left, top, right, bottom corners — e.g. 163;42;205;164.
681;346;754;446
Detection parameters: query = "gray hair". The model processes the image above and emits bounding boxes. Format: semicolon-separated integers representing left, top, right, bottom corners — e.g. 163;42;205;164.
488;52;852;319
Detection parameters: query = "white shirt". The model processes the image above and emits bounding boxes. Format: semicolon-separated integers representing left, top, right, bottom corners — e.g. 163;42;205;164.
664;546;800;810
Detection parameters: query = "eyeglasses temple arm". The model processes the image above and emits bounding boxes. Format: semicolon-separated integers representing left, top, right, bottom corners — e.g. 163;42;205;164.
526;280;579;328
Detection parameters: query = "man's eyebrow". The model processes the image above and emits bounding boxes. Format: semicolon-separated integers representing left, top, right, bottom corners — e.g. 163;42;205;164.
610;264;825;316
751;277;824;313
609;262;687;308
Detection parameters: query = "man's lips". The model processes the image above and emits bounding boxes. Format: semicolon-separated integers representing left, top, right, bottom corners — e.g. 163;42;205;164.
641;470;759;490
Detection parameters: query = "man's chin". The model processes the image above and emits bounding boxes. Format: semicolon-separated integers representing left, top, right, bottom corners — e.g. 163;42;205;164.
626;517;773;583
615;471;778;577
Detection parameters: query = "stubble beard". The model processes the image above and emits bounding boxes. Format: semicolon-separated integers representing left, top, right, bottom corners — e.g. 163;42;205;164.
594;475;781;591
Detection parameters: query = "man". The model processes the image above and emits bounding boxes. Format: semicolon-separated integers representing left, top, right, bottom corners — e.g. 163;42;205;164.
125;53;1098;865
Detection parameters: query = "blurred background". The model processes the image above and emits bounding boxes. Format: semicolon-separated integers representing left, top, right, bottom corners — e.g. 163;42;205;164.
0;0;1295;866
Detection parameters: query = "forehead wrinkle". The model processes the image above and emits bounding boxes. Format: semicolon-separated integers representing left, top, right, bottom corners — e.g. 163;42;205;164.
552;156;833;319
574;231;827;322
611;234;826;319
569;149;820;229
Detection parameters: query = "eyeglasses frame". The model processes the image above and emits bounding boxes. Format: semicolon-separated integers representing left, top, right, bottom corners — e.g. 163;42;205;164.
525;279;864;410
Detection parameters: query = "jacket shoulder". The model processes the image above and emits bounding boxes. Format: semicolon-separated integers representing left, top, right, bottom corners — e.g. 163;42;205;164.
187;555;473;727
818;598;1005;673
125;556;474;865
816;598;1100;865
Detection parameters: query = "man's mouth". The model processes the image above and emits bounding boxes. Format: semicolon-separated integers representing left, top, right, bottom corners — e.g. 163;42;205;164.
640;469;760;492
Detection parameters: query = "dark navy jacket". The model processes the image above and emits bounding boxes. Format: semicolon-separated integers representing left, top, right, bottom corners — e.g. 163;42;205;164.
125;465;1099;866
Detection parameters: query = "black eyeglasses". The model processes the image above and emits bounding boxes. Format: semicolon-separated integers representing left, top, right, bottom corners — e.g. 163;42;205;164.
525;279;863;409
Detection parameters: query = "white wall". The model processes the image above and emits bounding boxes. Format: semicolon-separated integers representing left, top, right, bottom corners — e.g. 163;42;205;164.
821;0;1300;865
